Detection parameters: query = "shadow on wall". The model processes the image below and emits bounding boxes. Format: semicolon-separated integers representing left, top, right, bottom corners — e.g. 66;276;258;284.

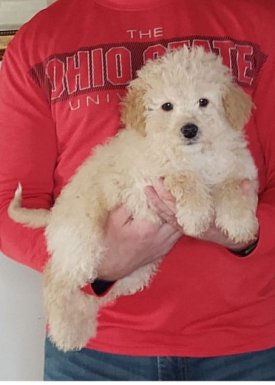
0;254;46;381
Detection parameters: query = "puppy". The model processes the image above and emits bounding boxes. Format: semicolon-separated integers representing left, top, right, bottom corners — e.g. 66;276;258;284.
8;47;258;352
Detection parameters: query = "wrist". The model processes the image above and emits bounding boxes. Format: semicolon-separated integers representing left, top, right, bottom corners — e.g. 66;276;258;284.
228;237;259;257
96;266;124;281
91;278;115;295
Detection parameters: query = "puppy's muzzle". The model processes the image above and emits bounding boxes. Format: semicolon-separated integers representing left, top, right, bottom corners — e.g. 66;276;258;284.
181;123;199;139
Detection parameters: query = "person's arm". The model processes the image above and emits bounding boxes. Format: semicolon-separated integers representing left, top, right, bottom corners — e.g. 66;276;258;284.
249;47;275;259
0;35;57;272
145;179;259;253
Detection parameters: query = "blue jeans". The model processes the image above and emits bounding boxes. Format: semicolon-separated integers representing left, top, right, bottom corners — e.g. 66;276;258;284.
44;338;275;381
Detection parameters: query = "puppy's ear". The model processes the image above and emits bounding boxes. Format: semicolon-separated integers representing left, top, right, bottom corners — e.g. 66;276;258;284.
222;83;253;130
121;80;147;136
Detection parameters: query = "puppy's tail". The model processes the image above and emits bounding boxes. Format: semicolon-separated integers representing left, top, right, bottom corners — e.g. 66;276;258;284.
8;183;50;228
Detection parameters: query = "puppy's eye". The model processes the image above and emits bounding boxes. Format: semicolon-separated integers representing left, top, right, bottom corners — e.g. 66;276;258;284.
199;98;209;107
161;102;174;111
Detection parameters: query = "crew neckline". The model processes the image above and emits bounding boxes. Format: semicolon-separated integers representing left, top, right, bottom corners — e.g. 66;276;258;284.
94;0;172;11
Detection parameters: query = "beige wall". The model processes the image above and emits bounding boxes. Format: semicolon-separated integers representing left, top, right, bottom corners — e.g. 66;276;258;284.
0;0;49;29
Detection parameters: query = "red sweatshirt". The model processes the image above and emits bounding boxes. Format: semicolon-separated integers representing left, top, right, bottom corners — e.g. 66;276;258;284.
0;0;275;357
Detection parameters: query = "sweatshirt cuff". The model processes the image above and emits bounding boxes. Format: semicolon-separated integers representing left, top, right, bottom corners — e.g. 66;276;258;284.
229;238;259;257
82;279;115;297
92;279;115;295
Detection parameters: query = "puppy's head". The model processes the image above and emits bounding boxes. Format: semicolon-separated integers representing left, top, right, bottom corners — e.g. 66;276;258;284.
121;46;253;148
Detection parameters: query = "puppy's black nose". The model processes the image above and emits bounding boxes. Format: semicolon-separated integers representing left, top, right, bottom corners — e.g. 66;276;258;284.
181;123;199;139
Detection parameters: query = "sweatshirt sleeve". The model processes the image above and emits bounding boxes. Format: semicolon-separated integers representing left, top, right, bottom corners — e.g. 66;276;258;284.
252;45;275;257
0;35;57;272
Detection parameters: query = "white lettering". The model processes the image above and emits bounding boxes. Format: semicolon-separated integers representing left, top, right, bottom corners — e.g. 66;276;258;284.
126;27;164;40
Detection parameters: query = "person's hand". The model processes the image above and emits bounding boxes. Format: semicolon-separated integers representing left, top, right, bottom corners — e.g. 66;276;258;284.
145;178;259;251
97;204;182;281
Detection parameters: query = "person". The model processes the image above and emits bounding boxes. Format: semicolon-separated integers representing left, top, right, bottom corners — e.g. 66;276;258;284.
0;0;275;381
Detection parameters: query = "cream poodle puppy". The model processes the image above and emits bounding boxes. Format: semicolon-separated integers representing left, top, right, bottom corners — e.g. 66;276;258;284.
8;47;258;352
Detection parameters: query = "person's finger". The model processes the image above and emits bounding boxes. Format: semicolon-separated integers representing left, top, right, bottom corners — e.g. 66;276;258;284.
145;186;175;218
151;178;177;213
158;222;183;239
155;228;183;256
107;205;133;227
145;186;181;230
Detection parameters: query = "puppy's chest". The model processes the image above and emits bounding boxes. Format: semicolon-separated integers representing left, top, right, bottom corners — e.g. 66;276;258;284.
190;148;235;185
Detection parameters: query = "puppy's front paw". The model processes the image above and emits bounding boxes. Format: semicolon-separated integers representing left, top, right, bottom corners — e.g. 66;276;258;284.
177;204;213;237
164;174;213;237
216;207;259;244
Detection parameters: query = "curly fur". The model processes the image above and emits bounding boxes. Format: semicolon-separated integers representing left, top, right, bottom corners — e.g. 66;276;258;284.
8;47;258;351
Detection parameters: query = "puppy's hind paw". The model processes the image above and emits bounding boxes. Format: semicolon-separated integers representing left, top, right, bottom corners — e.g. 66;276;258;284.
47;291;99;352
49;319;97;352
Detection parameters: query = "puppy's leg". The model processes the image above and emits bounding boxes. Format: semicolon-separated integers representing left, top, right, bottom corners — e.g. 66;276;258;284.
44;260;100;352
164;173;213;237
44;206;108;351
105;260;161;304
213;180;259;243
